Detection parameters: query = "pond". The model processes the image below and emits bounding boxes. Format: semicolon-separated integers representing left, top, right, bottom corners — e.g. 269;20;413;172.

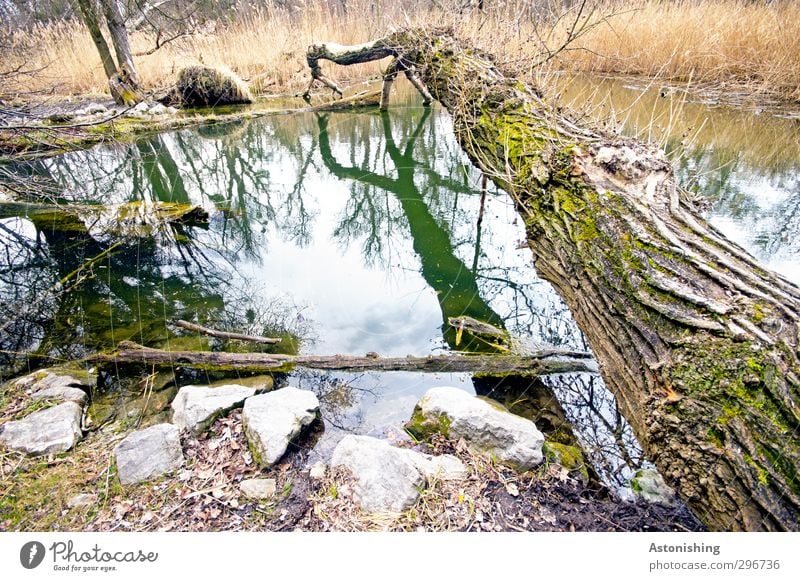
1;76;798;491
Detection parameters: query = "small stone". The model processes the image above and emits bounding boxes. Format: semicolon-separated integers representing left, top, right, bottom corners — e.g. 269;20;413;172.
308;461;326;480
242;387;320;467
171;384;256;434
0;402;83;456
114;423;184;485
239;478;277;500
13;367;95;405
67;493;97;509
630;468;676;505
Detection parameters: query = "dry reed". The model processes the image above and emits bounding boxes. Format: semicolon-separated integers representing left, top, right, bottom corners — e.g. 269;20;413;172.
1;1;798;103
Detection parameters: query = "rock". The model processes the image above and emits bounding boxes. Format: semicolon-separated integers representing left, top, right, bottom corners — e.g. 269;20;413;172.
175;66;253;107
630;468;676;505
543;441;591;484
397;448;468;481
406;386;544;471
148;103;168;116
30;385;87;405
308;461;326;480
331;435;424;512
239;478;277;500
67;493;97;509
0;402;83;456
114;423;183;485
171;384;256;434
242;387;319;467
330;435;467;513
12;367;95;405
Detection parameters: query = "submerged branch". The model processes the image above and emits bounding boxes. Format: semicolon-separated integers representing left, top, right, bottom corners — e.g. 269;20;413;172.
90;341;597;375
175;320;281;344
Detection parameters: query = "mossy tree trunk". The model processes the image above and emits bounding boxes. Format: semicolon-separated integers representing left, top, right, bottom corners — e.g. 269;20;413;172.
75;0;142;105
304;28;800;531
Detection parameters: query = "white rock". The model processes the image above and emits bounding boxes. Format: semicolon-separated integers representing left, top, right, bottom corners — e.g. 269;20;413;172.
114;423;183;485
242;387;319;467
408;386;544;471
171;384;256;434
67;493;97;508
12;368;95;405
308;461;326;480
0;402;83;455
397;448;468;481
239;478;277;500
630;468;676;505
148;103;168;116
330;435;467;513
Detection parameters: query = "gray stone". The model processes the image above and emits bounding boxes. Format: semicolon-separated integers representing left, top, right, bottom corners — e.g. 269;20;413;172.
242;387;319;467
308;461;326;480
630;468;676;505
67;493;97;509
114;423;183;485
407;386;544;471
239;478;277;500
0;402;83;456
397;448;468;481
171;384;256;434
330;435;467;513
13;368;95;405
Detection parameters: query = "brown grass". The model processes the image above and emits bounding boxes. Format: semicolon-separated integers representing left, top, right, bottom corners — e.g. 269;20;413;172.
1;1;799;103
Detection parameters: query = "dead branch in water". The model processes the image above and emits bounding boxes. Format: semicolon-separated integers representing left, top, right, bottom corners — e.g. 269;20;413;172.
175;320;281;344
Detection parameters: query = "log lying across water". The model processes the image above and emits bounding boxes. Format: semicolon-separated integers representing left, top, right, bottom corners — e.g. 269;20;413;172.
303;28;800;530
91;341;597;375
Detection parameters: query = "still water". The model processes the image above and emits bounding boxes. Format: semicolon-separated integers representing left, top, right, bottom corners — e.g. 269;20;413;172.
1;77;798;487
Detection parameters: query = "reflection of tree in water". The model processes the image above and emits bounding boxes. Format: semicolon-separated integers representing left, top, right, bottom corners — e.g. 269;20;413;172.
314;106;643;486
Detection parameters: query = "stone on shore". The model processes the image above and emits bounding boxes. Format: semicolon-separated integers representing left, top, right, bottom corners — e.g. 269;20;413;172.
114;423;184;485
242;387;320;467
630;468;676;505
13;367;95;405
0;402;83;456
239;478;277;500
330;435;467;513
171;384;257;434
406;386;545;471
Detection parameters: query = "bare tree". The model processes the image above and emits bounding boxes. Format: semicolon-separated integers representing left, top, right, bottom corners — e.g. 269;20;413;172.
74;0;142;104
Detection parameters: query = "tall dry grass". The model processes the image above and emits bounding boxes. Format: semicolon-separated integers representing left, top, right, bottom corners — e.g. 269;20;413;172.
1;1;799;102
560;0;800;102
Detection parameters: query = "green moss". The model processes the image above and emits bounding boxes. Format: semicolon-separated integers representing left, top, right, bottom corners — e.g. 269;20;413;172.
404;407;452;440
542;441;590;484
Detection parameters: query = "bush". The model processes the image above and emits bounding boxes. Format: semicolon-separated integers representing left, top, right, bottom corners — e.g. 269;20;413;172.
174;66;253;107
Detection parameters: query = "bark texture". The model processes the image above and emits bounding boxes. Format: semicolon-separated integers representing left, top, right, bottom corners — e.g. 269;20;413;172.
305;28;800;530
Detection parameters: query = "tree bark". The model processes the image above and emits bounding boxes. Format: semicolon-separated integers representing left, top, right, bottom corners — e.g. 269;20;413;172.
91;341;597;374
75;0;142;105
304;29;800;530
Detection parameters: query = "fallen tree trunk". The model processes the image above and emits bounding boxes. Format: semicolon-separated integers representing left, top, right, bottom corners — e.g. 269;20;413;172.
304;29;800;530
90;341;597;374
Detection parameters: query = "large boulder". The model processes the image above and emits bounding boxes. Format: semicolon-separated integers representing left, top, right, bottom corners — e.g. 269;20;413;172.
114;423;184;485
175;66;252;107
0;402;83;455
242;387;319;467
330;435;467;513
406;386;545;471
171;384;257;434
